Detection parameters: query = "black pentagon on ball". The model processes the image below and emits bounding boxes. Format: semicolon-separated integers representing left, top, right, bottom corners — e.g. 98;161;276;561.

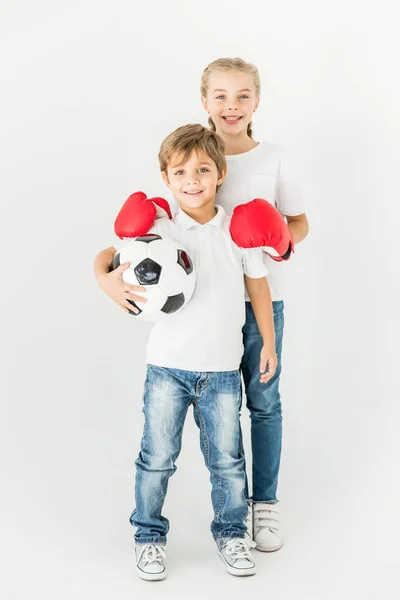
135;234;162;243
161;293;185;314
177;249;193;275
127;299;142;316
134;258;162;285
111;252;120;271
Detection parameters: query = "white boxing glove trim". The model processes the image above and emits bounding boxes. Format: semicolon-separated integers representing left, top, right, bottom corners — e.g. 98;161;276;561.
262;246;280;257
155;204;170;219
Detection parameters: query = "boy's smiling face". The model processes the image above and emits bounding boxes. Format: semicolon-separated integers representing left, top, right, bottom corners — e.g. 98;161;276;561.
162;150;226;217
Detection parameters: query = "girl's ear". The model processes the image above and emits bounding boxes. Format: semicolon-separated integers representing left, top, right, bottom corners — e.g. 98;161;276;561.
254;96;260;112
201;95;208;112
161;170;172;189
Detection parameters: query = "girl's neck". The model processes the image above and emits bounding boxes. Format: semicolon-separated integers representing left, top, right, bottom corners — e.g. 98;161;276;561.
215;130;259;156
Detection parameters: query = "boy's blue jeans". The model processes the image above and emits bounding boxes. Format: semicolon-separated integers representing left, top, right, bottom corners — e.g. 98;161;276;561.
130;365;247;546
240;301;285;504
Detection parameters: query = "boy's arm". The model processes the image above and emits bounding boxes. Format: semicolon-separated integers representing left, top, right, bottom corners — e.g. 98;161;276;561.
94;246;117;289
94;192;174;314
245;275;277;383
93;246;147;314
94;215;178;313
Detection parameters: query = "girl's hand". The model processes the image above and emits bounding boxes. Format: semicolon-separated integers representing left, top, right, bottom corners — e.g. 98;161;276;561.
98;262;147;314
259;344;277;384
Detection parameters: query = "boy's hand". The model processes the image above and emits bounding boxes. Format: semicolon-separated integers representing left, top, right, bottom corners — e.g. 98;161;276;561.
259;344;278;384
98;261;147;314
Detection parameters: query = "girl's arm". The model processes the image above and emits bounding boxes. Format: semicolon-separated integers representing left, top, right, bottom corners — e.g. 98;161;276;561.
286;213;309;244
244;276;277;383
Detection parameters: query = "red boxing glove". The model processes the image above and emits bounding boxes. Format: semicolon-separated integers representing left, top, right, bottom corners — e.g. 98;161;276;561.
114;191;172;239
230;198;294;262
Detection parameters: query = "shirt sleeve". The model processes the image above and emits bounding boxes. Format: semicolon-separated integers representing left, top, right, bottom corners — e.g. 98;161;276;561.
148;217;180;241
241;247;269;279
276;148;306;216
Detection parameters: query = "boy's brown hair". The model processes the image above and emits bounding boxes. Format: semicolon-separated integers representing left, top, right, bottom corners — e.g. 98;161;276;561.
158;124;226;185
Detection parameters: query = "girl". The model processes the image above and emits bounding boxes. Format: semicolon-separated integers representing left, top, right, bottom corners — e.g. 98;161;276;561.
198;58;309;552
94;57;309;553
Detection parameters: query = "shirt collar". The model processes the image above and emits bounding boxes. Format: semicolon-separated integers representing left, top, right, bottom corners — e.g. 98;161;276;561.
175;204;227;230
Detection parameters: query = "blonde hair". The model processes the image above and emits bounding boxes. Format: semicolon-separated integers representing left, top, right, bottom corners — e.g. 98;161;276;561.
158;124;226;185
200;57;261;139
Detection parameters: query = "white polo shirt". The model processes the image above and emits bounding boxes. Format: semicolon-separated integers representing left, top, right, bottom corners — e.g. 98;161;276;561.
114;205;268;372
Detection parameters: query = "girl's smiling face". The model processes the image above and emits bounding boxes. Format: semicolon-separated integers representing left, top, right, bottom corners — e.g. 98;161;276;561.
202;70;259;137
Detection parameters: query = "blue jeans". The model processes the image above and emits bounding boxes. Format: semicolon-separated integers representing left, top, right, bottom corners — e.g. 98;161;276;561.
240;300;284;503
130;365;248;546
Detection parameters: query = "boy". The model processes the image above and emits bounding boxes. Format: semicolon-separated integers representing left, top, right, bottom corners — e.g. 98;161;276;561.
94;124;279;579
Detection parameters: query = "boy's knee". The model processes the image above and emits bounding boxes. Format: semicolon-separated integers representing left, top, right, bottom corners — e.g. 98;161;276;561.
136;450;178;474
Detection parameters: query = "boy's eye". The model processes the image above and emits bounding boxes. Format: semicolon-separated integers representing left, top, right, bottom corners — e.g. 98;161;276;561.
239;95;249;99
199;168;209;173
174;170;184;175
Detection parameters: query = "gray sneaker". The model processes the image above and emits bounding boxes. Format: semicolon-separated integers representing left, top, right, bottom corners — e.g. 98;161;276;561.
218;538;256;576
134;544;167;581
253;502;284;552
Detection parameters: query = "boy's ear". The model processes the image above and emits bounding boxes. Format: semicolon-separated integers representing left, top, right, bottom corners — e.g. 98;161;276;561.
201;95;208;112
161;170;172;189
217;168;227;187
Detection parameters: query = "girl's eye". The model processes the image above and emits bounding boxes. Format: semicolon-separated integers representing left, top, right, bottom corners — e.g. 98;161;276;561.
215;95;225;100
239;95;249;99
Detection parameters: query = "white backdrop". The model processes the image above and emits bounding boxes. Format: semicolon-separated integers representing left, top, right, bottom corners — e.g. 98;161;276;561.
1;1;399;598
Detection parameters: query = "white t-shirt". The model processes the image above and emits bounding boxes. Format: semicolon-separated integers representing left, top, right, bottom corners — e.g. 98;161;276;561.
113;205;268;372
166;142;305;301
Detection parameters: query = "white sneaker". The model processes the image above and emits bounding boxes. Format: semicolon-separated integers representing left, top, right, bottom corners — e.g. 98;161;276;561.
218;538;256;576
245;504;254;544
253;502;284;552
134;544;167;581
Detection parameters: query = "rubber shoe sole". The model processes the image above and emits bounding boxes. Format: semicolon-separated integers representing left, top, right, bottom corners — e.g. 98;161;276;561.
218;552;256;576
256;539;284;552
135;565;167;581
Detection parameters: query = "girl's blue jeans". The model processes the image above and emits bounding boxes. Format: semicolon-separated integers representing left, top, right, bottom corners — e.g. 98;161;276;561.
240;300;285;504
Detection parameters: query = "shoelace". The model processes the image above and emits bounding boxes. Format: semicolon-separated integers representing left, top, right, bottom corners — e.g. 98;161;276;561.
141;544;167;565
224;538;255;558
254;505;280;530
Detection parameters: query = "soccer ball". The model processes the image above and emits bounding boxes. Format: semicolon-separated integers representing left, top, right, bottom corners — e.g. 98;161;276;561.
111;234;196;320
